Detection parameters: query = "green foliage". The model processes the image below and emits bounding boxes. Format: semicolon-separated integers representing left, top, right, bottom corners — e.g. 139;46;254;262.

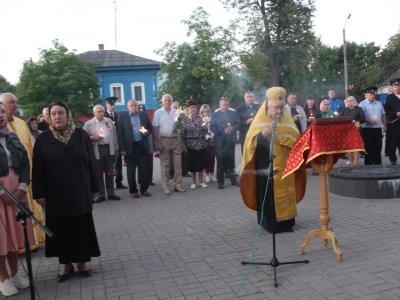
155;7;239;107
17;40;100;116
0;75;16;94
221;0;316;87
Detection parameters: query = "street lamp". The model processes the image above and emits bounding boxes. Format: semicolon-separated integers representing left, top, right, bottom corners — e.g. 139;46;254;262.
343;13;351;98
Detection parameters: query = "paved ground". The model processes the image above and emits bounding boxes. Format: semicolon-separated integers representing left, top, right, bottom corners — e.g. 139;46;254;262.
3;145;400;300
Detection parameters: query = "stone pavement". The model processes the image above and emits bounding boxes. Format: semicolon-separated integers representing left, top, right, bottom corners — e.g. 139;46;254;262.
3;145;400;300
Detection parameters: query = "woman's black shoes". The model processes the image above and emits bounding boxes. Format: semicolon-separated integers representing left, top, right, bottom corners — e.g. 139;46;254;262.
77;266;93;278
57;266;74;283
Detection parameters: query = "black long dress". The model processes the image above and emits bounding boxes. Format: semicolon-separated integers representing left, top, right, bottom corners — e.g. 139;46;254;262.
255;134;295;233
32;128;101;264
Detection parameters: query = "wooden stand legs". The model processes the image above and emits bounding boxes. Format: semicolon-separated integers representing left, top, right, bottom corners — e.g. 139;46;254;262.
300;155;343;262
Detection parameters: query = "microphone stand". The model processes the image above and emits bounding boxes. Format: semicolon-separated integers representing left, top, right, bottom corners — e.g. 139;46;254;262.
0;183;53;300
241;121;309;287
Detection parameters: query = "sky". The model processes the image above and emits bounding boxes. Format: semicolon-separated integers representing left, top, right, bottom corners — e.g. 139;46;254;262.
1;0;399;85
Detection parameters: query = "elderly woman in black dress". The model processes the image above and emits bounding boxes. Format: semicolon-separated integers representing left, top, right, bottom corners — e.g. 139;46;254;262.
180;100;209;189
340;96;365;166
32;102;100;282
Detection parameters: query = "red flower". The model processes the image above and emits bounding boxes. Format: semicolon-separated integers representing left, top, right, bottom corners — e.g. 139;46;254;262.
154;152;160;158
107;172;116;178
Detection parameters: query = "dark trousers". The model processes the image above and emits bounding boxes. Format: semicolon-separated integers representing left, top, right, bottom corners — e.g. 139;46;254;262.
362;128;383;165
115;155;123;185
215;141;236;185
387;122;400;163
146;152;153;183
96;145;115;197
169;151;188;177
126;141;149;194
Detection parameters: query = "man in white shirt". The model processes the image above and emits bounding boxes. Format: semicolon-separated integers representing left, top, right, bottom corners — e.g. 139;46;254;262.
284;92;307;133
152;94;186;195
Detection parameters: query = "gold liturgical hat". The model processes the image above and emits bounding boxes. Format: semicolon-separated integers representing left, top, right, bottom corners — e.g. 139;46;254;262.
266;87;286;107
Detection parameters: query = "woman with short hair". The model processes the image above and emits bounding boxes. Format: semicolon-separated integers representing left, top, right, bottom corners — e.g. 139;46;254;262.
180;100;209;189
199;104;216;182
340;96;365;166
26;117;42;142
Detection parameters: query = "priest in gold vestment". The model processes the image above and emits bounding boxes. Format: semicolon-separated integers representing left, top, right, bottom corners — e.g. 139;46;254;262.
240;87;306;233
0;93;45;248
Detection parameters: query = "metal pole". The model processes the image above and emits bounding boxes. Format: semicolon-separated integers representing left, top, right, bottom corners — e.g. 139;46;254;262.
343;28;348;98
114;0;117;50
343;14;351;98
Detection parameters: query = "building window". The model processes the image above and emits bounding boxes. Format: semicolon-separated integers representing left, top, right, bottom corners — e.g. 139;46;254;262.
109;83;124;104
131;82;145;104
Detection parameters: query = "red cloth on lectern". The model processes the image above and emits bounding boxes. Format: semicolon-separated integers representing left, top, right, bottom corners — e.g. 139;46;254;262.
283;122;365;178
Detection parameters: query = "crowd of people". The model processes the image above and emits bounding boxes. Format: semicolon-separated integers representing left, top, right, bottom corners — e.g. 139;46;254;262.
0;79;399;295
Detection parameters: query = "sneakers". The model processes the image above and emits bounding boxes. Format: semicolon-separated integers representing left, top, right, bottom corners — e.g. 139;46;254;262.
11;273;29;289
200;183;208;188
205;176;211;183
211;176;217;182
191;184;197;189
0;279;18;296
346;161;350;165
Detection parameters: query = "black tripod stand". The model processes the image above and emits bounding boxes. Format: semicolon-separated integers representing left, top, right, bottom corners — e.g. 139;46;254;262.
0;183;53;300
241;121;309;287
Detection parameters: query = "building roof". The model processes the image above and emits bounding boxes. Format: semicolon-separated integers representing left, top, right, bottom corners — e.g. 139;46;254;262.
78;50;160;67
379;68;400;87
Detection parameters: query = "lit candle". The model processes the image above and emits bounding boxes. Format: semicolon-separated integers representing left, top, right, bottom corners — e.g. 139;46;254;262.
227;123;231;127
140;126;148;133
202;118;206;126
99;128;105;137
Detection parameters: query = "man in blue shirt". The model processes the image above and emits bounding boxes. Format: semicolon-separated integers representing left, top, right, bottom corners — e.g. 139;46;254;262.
358;86;387;165
328;90;345;115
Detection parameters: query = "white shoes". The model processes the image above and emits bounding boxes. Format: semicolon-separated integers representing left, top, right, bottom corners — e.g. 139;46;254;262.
200;183;208;188
205;176;211;183
211;176;217;182
346;161;350;165
0;279;18;296
11;273;29;289
191;184;197;189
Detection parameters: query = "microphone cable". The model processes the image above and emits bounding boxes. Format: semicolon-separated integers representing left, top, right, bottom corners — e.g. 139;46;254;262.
230;169;272;300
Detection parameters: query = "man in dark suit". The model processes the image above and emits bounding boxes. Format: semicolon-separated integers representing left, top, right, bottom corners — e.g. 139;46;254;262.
236;91;260;154
117;99;153;198
384;78;400;165
104;97;127;189
210;97;240;189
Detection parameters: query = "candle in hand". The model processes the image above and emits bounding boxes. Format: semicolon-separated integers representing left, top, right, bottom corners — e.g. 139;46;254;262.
140;126;148;133
99;128;105;137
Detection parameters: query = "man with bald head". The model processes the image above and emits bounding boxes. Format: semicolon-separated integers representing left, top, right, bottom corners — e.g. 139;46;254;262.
117;99;153;198
83;104;121;202
38;107;49;131
0;93;45;248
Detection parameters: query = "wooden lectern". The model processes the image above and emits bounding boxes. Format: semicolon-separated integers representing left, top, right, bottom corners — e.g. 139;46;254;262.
282;117;365;262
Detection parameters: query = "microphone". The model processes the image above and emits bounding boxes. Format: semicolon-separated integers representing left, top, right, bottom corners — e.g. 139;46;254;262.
272;120;277;130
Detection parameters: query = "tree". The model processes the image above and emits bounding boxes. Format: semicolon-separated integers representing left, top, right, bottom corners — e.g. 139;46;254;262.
155;7;239;106
0;75;16;94
17;40;100;116
221;0;316;86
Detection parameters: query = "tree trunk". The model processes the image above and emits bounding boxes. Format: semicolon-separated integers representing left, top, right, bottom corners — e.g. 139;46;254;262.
268;51;280;86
